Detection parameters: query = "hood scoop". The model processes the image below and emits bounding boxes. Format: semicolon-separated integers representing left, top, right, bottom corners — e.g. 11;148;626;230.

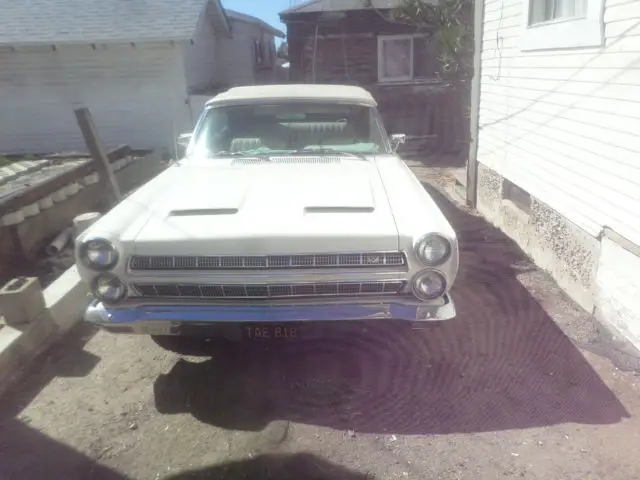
133;160;400;251
305;206;374;214
169;208;238;217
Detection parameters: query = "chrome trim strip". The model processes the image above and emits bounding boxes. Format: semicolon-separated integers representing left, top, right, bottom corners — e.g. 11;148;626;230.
84;294;456;333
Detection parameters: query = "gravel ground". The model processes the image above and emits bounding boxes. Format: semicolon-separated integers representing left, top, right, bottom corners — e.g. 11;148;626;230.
1;165;640;480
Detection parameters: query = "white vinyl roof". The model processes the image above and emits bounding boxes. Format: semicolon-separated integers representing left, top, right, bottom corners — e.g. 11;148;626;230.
207;84;377;107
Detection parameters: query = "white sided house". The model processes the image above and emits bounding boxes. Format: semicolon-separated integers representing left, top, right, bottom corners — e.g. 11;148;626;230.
188;9;286;116
0;0;283;154
471;0;640;346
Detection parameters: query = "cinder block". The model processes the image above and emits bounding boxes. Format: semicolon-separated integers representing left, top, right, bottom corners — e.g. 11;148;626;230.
43;266;90;333
0;316;59;398
0;277;46;326
14;311;59;356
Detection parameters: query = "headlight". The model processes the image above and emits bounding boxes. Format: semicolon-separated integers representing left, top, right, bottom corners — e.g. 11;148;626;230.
80;238;119;271
414;234;451;266
92;274;127;304
412;270;447;300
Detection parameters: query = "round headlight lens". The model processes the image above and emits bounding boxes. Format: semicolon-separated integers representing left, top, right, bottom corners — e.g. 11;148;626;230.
92;274;127;304
412;270;447;300
80;238;119;271
415;234;451;266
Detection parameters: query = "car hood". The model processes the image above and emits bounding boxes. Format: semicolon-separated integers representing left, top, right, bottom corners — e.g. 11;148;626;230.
131;159;399;255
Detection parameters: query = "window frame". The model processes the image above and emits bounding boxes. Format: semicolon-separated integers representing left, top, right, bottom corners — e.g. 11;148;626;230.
254;38;275;68
377;34;415;83
521;0;605;51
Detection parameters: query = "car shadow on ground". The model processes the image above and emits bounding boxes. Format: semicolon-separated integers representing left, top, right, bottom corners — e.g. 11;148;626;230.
152;183;629;435
164;453;368;480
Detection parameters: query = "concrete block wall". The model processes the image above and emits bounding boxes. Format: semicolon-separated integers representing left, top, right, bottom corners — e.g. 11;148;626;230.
0;154;147;263
595;235;640;348
0;266;89;397
0;151;166;278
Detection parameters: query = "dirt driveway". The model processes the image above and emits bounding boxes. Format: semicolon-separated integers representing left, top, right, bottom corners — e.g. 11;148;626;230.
1;168;639;480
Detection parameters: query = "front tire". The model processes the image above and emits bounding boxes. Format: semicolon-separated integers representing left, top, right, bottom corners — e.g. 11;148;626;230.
151;335;230;356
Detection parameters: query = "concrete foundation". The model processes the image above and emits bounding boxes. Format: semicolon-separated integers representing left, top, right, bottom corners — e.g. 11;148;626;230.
476;162;640;351
476;163;599;312
595;234;640;350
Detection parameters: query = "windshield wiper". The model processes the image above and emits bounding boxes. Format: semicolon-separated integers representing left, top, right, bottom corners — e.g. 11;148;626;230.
289;148;367;160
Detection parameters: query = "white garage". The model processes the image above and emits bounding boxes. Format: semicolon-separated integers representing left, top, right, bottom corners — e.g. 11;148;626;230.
0;0;231;154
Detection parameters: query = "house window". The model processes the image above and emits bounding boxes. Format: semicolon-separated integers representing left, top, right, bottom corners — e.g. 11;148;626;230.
521;0;604;50
254;40;267;67
529;0;587;25
378;35;414;83
254;39;275;68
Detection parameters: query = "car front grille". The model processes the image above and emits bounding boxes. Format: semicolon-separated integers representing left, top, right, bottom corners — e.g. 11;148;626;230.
132;280;406;299
129;252;405;271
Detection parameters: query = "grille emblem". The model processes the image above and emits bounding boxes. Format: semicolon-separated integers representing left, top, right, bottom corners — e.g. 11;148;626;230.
365;255;382;264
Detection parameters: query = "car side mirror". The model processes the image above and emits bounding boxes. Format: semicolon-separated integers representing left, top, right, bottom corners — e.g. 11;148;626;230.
177;132;192;148
390;133;406;152
176;132;192;159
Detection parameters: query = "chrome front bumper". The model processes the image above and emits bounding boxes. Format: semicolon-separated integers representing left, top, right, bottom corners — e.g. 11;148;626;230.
84;295;456;335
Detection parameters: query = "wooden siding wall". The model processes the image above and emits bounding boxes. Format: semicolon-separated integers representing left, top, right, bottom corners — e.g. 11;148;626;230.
373;84;467;157
283;10;466;157
285;11;440;85
478;0;640;246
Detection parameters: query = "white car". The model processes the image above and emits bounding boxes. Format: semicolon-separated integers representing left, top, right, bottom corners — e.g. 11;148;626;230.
77;84;459;353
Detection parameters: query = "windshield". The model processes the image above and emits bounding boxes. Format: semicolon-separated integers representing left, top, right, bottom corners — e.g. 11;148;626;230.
188;102;388;157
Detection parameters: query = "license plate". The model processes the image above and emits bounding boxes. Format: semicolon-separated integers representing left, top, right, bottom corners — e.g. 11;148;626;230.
243;325;298;340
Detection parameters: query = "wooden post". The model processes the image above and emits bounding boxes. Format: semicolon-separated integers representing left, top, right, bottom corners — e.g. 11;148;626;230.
74;108;122;206
466;0;485;208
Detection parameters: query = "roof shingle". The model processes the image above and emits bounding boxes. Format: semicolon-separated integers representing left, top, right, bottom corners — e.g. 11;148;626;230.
0;0;214;46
